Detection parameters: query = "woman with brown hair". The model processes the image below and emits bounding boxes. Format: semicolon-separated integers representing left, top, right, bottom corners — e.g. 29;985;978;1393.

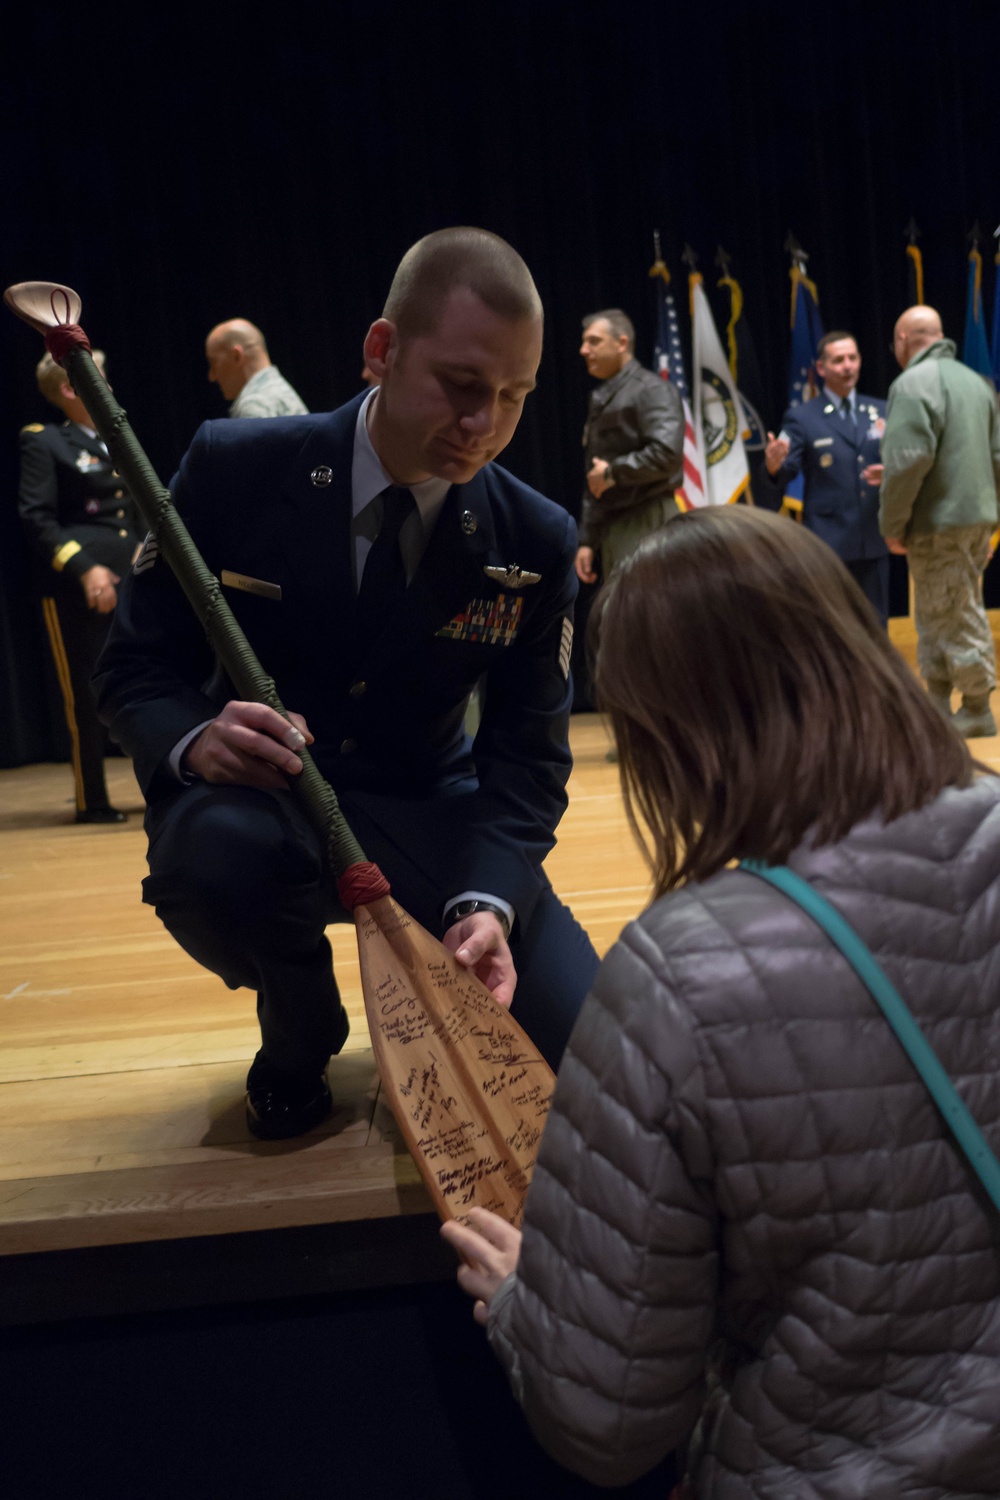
443;507;1000;1497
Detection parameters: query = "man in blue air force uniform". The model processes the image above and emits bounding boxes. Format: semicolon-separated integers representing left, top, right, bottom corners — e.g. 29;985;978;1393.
757;330;889;625
96;228;599;1139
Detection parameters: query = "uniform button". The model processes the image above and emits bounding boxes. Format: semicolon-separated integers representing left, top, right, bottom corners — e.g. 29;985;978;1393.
119;528;128;537
340;738;357;755
115;489;123;498
349;680;367;697
116;509;125;518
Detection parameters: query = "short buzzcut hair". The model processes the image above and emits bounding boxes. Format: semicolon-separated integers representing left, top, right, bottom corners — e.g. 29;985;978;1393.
582;309;635;352
382;227;542;340
593;507;973;897
816;330;857;360
36;349;105;406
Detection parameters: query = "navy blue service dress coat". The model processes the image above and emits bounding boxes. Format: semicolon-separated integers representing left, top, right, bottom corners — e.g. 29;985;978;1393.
757;393;890;624
95;394;598;1072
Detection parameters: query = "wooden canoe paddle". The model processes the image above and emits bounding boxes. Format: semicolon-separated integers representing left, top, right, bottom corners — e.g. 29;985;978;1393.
5;280;555;1227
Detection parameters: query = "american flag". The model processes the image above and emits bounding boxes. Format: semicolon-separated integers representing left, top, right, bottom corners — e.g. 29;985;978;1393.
651;259;706;509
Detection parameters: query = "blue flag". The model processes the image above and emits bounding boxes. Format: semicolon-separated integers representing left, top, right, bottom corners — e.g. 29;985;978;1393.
962;248;993;381
783;270;824;507
991;247;1000;390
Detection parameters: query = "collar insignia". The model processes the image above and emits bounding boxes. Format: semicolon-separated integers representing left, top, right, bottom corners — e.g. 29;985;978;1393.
483;564;541;589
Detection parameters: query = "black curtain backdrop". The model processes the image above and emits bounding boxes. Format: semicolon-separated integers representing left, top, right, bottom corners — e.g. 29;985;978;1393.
2;0;998;765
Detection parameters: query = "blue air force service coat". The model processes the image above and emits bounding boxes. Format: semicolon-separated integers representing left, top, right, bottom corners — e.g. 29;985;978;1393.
757;393;888;561
94;394;579;929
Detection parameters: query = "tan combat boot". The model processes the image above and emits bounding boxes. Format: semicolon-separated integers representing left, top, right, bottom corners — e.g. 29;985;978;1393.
952;693;997;739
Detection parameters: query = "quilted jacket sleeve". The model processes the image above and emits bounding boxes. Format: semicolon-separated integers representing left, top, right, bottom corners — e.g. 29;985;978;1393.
487;915;719;1487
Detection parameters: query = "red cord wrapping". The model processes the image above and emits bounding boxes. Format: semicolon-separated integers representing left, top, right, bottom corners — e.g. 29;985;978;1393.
46;324;92;363
337;862;391;910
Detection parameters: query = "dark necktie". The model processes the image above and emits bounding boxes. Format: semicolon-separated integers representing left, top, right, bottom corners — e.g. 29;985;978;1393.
841;396;857;438
356;485;416;635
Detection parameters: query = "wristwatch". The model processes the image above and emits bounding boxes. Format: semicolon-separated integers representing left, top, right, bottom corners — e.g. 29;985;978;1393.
444;899;512;941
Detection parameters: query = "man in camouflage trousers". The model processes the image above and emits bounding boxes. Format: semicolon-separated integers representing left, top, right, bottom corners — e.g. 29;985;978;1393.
880;305;1000;738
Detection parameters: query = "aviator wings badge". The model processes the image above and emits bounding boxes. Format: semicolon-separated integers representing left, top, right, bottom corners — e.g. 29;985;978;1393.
483;564;541;589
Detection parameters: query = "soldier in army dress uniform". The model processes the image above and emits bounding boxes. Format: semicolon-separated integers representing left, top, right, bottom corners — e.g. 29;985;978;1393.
18;351;139;822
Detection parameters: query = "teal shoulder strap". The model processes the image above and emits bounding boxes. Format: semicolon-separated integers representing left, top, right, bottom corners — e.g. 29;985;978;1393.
741;859;1000;1214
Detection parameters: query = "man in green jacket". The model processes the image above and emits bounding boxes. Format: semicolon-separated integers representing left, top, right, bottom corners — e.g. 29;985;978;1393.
880;305;1000;737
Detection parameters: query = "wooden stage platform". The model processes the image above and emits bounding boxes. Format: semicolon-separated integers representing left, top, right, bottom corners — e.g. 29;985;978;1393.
2;620;999;1323
0;713;650;1319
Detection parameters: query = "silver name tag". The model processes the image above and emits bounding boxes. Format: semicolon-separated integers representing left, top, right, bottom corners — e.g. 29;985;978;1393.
221;570;282;601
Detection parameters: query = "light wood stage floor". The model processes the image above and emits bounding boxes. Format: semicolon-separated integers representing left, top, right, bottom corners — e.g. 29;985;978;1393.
2;617;999;1308
0;715;648;1271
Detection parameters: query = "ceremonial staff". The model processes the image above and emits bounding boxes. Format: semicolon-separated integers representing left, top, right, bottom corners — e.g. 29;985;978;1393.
5;280;554;1227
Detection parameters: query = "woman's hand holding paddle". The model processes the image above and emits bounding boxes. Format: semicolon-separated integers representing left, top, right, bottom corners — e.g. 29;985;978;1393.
441;1207;523;1326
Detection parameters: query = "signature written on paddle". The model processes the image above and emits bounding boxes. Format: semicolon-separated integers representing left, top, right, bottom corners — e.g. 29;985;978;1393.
436;1154;528;1209
356;899;555;1227
374;971;432;1047
396;1044;535;1210
398;1052;457;1132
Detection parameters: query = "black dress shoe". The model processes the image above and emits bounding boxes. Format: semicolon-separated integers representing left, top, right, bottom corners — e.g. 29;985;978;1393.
245;1054;332;1140
75;806;127;824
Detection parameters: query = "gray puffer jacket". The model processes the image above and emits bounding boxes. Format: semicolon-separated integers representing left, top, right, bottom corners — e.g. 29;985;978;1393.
489;778;1000;1496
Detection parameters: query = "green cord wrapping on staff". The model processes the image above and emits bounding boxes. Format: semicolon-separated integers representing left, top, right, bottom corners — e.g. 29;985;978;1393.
60;342;369;882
